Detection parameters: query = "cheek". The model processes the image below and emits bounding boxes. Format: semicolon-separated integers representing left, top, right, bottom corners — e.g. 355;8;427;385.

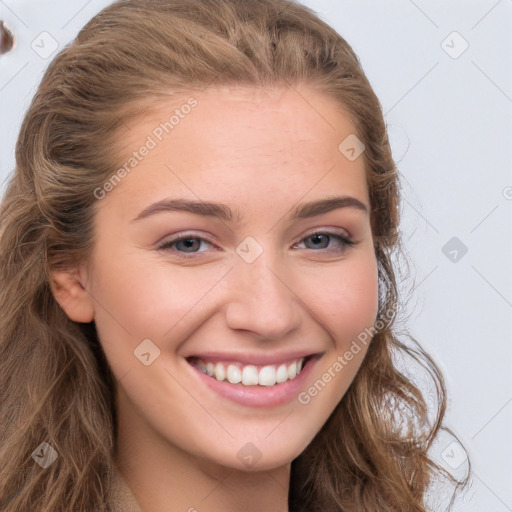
296;254;378;415
87;251;235;379
89;251;209;335
308;252;379;347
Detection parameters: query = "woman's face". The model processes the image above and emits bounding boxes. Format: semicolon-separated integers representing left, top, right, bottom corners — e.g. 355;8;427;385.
80;85;378;471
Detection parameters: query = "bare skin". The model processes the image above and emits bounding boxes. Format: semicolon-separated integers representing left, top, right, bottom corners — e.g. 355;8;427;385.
51;84;378;512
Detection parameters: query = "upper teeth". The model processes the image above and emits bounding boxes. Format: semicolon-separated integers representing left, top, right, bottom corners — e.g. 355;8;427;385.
192;358;306;386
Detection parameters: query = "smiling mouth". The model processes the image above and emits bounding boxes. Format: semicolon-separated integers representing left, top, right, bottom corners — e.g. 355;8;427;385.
186;355;315;387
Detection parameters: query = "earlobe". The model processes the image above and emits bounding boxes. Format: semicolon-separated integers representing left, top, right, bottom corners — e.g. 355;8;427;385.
50;267;95;323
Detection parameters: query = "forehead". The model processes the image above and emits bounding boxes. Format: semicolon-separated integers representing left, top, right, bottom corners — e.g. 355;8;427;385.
101;85;369;218
115;84;360;158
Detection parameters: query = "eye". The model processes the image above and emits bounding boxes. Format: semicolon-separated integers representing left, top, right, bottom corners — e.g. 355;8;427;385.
292;230;356;255
157;232;217;259
156;229;357;260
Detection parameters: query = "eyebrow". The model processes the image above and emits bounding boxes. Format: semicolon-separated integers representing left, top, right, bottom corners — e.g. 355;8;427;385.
131;195;369;224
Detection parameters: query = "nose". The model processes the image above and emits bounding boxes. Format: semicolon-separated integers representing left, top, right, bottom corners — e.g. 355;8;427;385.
224;249;303;340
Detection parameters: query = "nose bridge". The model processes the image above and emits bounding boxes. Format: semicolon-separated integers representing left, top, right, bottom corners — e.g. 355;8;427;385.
224;238;301;338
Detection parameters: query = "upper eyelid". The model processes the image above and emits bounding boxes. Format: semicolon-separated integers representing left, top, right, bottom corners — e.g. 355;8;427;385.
297;226;352;239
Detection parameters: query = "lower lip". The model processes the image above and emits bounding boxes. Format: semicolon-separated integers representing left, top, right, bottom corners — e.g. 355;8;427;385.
187;356;319;408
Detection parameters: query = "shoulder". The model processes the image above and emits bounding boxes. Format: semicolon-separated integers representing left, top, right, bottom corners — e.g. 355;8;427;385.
107;465;143;512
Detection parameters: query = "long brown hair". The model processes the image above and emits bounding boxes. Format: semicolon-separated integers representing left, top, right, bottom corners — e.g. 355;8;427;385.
0;1;469;510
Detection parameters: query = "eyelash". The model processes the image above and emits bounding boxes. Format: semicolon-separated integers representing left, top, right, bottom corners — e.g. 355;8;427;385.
156;230;356;260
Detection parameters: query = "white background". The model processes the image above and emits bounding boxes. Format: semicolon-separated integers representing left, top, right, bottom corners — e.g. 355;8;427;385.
1;1;511;510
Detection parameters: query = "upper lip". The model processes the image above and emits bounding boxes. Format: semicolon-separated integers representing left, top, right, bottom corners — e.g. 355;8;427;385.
185;350;323;366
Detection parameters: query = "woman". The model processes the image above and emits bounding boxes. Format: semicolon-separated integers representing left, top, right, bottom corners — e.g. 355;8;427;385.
0;0;468;510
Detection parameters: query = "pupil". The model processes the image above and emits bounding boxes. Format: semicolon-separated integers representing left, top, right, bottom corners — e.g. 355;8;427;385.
180;239;198;252
310;234;327;248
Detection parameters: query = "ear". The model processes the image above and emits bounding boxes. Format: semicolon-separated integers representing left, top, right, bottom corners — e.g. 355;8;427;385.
50;266;95;323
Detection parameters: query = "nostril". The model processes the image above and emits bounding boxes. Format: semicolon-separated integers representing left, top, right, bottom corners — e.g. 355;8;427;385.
0;21;15;55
